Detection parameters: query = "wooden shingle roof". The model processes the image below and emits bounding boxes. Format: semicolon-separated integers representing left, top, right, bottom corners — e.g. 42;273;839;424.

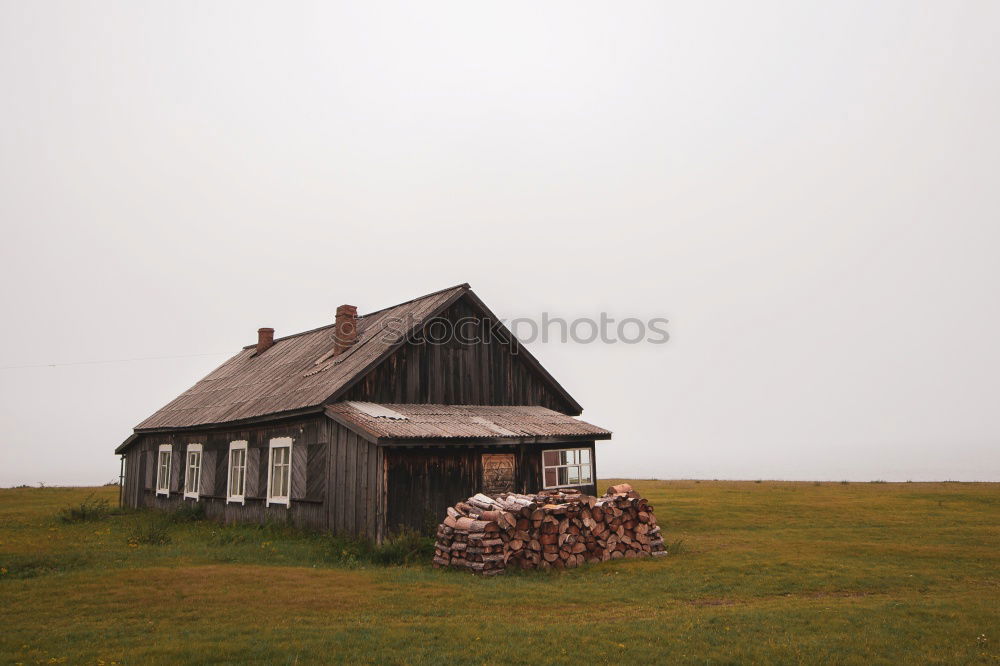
127;283;584;438
133;284;470;431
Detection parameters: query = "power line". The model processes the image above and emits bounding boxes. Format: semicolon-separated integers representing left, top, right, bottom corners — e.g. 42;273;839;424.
0;352;229;370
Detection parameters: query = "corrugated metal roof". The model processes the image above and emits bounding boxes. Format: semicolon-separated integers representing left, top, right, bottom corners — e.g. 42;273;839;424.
134;285;470;430
345;401;409;420
325;403;611;443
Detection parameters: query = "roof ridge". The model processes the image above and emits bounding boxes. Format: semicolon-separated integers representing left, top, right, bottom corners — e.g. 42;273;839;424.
358;283;470;319
240;283;471;349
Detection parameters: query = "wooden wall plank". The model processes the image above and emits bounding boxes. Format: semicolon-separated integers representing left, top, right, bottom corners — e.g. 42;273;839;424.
356;437;368;539
340;298;578;413
367;442;378;540
378;446;387;543
144;447;154;490
330;427;339;532
336;426;347;533
344;431;357;535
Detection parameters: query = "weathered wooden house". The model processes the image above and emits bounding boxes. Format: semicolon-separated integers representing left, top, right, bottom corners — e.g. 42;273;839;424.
116;284;611;540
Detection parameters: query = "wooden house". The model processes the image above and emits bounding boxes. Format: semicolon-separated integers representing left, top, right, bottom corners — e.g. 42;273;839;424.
115;284;611;540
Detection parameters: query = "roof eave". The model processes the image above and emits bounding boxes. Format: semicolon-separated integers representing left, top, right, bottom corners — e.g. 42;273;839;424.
114;433;140;455
135;405;327;435
323;407;611;446
323;406;382;443
374;433;611;447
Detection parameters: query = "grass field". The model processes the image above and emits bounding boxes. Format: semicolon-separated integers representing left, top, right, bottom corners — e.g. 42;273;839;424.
1;480;997;664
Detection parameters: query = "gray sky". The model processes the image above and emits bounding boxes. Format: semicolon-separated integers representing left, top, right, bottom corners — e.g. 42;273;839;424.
1;1;998;486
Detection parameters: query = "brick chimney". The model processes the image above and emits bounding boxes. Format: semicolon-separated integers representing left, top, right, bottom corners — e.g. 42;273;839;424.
256;327;275;354
333;304;358;356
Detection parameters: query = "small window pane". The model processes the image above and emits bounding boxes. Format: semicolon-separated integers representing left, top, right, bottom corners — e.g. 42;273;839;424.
229;448;246;498
544;468;557;487
185;451;201;495
580;449;590;464
157;451;171;491
543;451;559;466
271;446;291;499
557;467;569;486
579;464;592;483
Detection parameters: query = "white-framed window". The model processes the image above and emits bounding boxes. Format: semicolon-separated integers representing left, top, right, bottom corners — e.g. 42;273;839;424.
227;440;248;504
266;437;293;508
542;448;593;489
184;443;203;500
156;444;172;496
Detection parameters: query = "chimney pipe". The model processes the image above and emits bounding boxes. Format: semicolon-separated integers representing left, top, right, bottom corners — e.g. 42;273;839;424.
256;327;275;355
333;304;358;356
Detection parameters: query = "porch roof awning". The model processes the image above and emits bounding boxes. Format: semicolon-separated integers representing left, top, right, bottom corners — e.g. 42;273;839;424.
324;402;611;445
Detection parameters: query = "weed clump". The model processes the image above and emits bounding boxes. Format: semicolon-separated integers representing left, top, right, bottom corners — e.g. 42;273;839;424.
371;529;435;565
124;503;204;546
167;501;206;523
323;529;434;566
57;494;114;523
127;518;172;546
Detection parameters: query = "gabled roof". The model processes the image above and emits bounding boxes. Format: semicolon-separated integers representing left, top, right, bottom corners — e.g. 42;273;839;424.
325;403;611;445
129;283;582;434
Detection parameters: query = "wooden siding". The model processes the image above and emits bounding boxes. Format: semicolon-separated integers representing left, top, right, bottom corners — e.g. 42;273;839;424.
122;419;596;540
327;422;383;541
383;440;596;537
121;415;331;531
342;298;578;414
122;448;143;508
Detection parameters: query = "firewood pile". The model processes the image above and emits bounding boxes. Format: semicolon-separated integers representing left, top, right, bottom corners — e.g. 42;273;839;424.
432;483;667;574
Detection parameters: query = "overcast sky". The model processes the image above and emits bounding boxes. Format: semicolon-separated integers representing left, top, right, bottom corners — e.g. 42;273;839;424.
1;1;998;486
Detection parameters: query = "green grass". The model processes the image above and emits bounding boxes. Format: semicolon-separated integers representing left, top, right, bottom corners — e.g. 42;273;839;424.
1;480;997;664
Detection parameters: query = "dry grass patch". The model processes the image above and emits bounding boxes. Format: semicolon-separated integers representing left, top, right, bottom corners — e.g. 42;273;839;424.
1;481;997;664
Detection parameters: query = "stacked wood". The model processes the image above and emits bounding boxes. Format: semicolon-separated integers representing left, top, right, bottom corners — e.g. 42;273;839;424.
432;484;666;574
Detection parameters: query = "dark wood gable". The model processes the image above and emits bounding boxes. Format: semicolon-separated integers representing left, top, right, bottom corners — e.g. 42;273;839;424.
339;294;581;414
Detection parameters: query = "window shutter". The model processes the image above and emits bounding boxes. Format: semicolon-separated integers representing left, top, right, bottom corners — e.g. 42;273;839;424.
216;449;228;497
201;450;216;496
170;446;182;493
306;444;326;500
144;449;154;489
291;442;307;500
245;447;260;498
